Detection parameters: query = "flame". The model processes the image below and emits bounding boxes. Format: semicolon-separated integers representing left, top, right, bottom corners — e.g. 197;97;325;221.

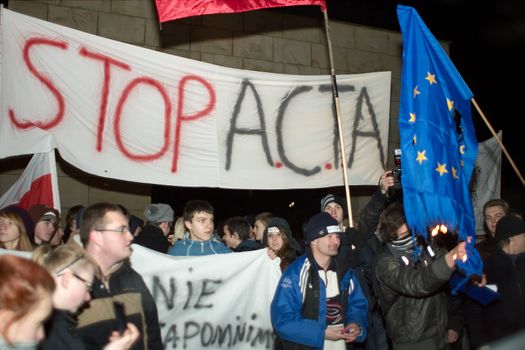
431;224;448;236
453;253;468;263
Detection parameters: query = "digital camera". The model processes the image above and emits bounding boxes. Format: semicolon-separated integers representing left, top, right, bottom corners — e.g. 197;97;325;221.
391;148;402;189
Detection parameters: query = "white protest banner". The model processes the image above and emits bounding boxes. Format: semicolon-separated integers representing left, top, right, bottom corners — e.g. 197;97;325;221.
0;9;391;189
130;245;281;350
0;246;281;350
0;247;31;258
471;131;502;236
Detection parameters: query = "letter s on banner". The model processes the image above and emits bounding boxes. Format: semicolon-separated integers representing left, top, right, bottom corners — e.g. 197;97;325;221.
9;38;68;130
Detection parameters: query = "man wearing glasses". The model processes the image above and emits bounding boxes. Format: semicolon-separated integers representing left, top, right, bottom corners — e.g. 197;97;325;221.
76;202;163;350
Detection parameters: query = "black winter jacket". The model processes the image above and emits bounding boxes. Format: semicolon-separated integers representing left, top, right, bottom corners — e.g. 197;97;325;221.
336;189;388;309
40;310;85;350
232;239;262;252
133;224;170;253
466;249;525;347
374;243;453;349
76;262;163;350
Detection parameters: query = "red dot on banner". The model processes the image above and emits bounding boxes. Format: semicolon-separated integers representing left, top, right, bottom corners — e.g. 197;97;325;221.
325;163;333;170
275;162;283;168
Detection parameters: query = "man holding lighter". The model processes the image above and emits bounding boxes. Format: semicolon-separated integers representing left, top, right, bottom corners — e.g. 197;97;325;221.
271;212;368;350
374;203;467;350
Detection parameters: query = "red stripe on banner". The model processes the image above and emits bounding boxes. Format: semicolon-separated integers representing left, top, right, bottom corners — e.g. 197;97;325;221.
155;0;326;22
17;174;54;211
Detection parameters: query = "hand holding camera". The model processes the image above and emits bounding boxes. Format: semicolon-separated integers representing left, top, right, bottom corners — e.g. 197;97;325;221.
391;148;402;189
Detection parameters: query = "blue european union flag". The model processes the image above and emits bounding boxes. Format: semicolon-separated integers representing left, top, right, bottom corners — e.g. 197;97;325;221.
397;5;482;277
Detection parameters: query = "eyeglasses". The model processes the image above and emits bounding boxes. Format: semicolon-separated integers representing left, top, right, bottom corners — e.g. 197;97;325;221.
55;255;94;292
72;273;93;292
55;255;84;275
95;226;130;234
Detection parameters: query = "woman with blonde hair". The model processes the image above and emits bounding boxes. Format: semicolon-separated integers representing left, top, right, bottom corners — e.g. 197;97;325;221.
0;254;55;350
33;243;139;350
172;216;186;242
0;208;33;252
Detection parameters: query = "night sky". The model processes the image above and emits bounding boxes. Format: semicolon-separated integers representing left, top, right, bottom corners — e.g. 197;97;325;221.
325;0;525;207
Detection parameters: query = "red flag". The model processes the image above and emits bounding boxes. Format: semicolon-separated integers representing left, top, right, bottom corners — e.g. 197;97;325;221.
155;0;326;23
0;151;61;212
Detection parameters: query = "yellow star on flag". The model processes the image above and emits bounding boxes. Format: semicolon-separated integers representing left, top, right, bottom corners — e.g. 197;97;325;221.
416;150;427;165
425;72;437;85
460;159;464;167
447;98;454;111
413;85;420;98
413;135;417;145
452;167;459;179
435;162;448;176
459;145;465;154
409;113;416;123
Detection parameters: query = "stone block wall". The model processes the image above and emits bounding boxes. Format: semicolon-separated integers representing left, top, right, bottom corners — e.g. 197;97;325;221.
0;0;449;222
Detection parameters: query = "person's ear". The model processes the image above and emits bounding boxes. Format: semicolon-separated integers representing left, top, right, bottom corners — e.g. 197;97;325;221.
184;220;192;231
233;232;240;241
160;221;169;230
90;230;104;247
60;270;72;289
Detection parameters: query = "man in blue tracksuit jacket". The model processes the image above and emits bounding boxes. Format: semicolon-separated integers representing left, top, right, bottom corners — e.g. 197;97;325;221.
271;212;368;350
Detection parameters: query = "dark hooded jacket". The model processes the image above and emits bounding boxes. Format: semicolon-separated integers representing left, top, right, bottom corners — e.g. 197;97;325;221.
262;217;303;271
465;249;525;347
40;310;85;350
133;224;170;253
232;239;262;252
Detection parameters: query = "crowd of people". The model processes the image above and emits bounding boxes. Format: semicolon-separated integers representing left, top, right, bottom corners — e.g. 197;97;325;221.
0;170;524;350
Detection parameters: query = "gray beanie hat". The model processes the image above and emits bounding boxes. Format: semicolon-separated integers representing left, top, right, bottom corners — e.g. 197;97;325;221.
320;194;346;212
144;203;174;223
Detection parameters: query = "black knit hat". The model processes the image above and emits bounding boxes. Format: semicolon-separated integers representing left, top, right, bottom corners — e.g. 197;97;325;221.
28;204;58;225
305;212;343;244
262;217;302;252
495;216;525;242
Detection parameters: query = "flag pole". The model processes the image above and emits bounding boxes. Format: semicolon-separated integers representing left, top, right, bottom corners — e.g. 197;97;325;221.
322;9;354;227
471;98;525;188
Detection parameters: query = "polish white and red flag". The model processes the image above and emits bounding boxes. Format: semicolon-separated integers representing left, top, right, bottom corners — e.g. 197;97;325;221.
154;0;326;23
0;151;61;212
